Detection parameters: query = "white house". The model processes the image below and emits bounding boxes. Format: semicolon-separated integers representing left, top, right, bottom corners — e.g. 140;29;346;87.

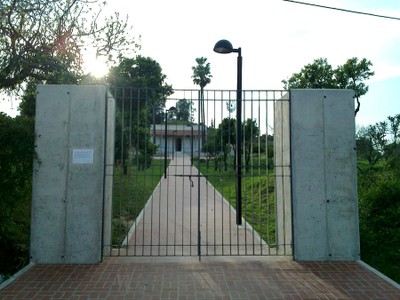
151;124;204;157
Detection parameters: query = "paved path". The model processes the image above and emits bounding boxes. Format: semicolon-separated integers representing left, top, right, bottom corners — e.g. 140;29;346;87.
114;154;270;257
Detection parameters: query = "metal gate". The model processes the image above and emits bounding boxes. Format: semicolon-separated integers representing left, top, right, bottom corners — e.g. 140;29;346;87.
103;88;292;257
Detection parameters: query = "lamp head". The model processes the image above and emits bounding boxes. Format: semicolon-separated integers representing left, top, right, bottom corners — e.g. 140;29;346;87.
213;39;234;54
167;106;176;112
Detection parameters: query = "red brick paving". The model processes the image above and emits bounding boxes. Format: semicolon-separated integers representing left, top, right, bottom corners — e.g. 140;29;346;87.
1;257;399;299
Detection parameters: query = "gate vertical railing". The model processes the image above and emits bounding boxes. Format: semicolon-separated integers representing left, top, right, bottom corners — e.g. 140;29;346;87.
103;88;292;257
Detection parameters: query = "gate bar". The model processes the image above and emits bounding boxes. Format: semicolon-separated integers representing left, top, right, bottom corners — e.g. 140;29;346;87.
236;48;243;225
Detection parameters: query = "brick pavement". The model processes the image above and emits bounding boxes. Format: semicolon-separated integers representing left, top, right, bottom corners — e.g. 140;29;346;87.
1;256;399;299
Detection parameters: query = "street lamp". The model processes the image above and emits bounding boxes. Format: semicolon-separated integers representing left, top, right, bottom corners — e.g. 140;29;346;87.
214;39;243;225
164;106;176;178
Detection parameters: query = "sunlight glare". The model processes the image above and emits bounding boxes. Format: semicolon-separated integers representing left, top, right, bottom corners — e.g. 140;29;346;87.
84;52;109;78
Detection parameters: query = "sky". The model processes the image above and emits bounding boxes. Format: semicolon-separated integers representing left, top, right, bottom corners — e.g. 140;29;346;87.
1;0;399;127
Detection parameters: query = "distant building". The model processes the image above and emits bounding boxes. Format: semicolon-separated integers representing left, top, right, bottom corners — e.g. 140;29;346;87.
151;124;204;157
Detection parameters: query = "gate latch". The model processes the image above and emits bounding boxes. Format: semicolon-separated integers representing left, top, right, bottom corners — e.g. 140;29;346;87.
188;175;194;188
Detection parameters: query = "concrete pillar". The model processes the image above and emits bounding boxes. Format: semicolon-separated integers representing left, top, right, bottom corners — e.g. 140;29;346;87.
274;92;292;255
290;89;360;261
30;85;115;264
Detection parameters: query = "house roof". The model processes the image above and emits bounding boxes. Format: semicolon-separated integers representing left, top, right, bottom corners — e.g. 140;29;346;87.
151;124;204;136
153;130;202;136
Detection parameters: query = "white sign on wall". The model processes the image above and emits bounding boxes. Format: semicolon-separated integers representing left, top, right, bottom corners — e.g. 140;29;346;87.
72;148;94;164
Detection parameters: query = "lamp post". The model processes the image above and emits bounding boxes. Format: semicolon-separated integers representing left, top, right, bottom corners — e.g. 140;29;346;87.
214;39;243;225
164;106;176;178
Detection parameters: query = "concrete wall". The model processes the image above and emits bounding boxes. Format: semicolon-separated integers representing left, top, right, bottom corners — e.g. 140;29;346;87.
30;85;114;264
291;89;359;261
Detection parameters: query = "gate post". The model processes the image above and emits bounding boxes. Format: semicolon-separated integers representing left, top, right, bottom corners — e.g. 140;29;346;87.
274;92;292;255
30;85;115;264
290;89;360;261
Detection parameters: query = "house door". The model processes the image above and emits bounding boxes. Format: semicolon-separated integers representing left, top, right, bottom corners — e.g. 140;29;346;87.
176;138;182;152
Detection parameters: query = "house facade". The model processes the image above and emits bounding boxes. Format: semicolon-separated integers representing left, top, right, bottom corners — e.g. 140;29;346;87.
151;124;204;157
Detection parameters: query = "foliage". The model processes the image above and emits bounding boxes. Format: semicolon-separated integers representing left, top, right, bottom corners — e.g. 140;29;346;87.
356;114;399;166
133;127;158;170
356;123;387;165
358;169;400;283
107;56;172;123
282;57;374;115
335;58;374;115
0;0;136;92
192;57;212;89
0;113;35;277
242;118;260;170
260;134;274;169
203;117;261;171
107;56;173;172
283;58;336;89
192;57;212;142
196;156;276;245
176;98;195;122
112;161;165;246
357;113;400;284
202;127;219;169
217;117;236;171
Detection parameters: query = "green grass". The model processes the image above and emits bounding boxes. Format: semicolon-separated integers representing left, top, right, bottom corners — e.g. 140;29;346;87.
194;155;277;245
111;155;277;247
112;159;165;246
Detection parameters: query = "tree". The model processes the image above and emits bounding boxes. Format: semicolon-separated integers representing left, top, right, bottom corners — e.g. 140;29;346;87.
335;58;374;115
107;56;173;172
0;0;136;92
385;114;400;171
176;98;195;122
0;113;35;277
357;123;388;165
282;57;374;115
388;114;400;144
282;58;336;89
216;117;236;171
242;118;260;170
108;56;172;123
201;126;219;169
192;57;212;142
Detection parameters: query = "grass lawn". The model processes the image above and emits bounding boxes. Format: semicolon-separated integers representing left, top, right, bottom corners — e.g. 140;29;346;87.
112;159;165;246
111;155;277;247
194;155;277;246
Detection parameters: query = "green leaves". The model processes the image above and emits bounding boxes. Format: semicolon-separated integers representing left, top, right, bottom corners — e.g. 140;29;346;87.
0;113;34;276
192;57;212;89
357;113;400;284
0;0;138;91
282;57;374;115
176;98;195;122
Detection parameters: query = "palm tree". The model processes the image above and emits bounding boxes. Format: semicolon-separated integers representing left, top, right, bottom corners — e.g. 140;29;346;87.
192;57;212;143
